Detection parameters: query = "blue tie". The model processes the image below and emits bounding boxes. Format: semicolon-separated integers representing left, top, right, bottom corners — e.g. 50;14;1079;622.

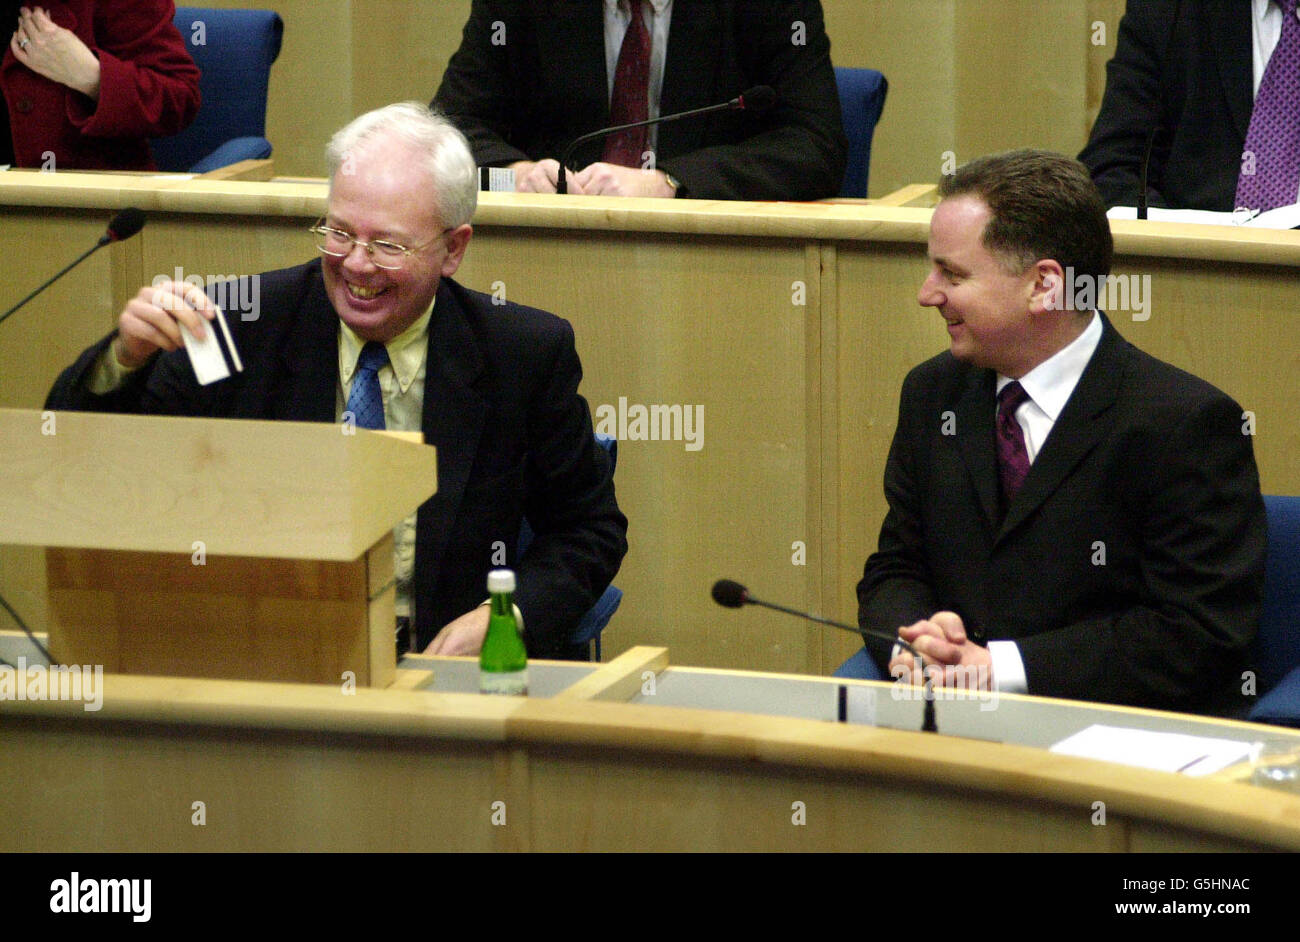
346;341;389;430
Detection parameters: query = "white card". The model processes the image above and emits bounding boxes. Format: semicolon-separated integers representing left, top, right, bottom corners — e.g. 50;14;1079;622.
180;310;231;386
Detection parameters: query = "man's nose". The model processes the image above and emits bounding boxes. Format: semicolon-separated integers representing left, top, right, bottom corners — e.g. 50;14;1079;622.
342;240;377;271
918;270;943;307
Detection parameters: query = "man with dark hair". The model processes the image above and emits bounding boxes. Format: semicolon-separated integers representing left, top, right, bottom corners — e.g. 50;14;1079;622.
856;149;1265;716
431;0;846;201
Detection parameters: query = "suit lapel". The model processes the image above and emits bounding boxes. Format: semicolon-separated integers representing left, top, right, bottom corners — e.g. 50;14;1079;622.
269;266;336;422
1212;0;1254;141
543;0;610;135
998;318;1125;540
417;280;487;591
952;369;1002;533
658;0;720;159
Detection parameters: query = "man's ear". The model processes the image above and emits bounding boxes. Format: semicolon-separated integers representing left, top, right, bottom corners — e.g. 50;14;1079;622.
440;224;474;278
1029;259;1067;315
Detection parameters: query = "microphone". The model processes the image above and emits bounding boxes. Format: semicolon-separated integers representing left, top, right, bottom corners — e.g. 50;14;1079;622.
556;85;776;195
712;578;919;656
711;579;937;733
105;207;146;243
0;208;147;328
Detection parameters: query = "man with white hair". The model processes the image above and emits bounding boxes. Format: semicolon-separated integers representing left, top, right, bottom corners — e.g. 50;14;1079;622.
46;102;628;659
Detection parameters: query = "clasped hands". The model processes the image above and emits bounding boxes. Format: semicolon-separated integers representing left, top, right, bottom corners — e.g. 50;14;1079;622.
509;159;676;197
10;6;101;100
888;611;994;691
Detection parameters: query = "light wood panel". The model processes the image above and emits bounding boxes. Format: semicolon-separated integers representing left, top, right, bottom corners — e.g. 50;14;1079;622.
0;207;125;639
2;667;1296;851
554;645;667;701
954;1;1090;160
0;410;437;560
45;540;395;687
458;226;819;669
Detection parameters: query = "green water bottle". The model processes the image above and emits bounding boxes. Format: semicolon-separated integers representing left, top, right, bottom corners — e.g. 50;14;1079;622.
479;569;528;695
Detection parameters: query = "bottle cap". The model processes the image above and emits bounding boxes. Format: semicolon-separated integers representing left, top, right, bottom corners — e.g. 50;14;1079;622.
487;569;516;594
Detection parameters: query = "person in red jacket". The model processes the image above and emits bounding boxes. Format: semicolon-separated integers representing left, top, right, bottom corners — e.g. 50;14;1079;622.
2;2;199;170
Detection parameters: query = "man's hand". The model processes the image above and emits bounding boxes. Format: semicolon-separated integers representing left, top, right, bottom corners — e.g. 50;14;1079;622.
423;605;491;656
571;163;676;198
509;159;588;194
115;280;217;369
11;7;101;100
888;611;994;690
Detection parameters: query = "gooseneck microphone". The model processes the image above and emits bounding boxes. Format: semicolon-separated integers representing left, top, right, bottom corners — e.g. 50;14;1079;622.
711;578;923;657
556;85;776;195
0;207;146;328
711;578;937;733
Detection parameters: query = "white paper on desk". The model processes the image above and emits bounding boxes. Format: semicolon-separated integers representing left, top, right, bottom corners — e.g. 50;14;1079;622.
1050;724;1251;777
1108;203;1300;229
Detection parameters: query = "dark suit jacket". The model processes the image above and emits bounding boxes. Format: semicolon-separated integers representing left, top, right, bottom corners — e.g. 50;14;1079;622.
1079;0;1252;211
0;0;199;170
432;0;847;201
45;261;628;658
857;316;1265;715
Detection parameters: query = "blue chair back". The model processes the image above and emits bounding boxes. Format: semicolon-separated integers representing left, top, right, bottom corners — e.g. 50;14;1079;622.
834;67;888;198
518;433;622;660
151;7;284;173
1255;495;1300;693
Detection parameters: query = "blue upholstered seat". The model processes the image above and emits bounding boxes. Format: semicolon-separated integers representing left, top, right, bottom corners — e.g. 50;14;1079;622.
151;8;283;173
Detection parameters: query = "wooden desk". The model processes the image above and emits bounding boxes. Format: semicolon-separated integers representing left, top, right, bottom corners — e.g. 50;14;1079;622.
3;173;1298;677
2;637;1297;852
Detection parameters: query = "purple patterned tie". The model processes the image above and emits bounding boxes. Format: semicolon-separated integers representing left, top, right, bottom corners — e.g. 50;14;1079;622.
997;382;1031;505
1236;0;1300;213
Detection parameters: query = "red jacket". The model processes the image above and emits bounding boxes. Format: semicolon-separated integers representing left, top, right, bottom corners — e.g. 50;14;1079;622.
1;0;199;170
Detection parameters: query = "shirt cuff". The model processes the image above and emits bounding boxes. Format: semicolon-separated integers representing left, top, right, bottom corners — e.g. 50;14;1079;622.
86;339;143;395
987;640;1028;694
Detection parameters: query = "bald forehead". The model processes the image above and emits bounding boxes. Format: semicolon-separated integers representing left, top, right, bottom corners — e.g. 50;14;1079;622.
328;135;436;197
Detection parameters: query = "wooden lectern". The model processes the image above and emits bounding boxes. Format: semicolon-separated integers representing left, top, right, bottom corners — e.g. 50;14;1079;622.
0;408;437;688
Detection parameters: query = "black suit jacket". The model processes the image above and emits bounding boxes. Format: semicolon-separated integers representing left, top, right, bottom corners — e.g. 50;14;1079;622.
432;0;847;201
1079;0;1253;211
857;317;1265;715
45;261;628;658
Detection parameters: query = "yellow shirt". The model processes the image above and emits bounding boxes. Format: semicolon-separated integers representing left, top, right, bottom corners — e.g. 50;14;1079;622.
336;303;434;622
